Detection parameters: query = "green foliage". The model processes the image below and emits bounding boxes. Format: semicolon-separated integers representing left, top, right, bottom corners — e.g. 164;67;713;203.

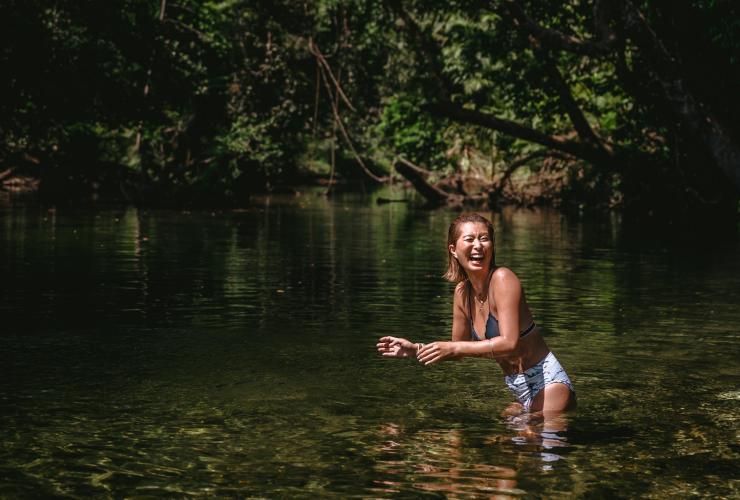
377;93;448;169
1;0;738;210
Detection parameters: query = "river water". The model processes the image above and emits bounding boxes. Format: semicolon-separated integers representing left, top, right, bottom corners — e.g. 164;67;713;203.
1;194;738;498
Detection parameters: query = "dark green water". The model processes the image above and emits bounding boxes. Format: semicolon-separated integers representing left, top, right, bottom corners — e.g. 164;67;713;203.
1;196;738;498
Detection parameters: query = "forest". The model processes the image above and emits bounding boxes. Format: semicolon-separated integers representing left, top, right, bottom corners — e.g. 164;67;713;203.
1;0;739;220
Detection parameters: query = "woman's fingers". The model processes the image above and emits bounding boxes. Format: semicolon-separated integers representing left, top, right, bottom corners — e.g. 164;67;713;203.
378;337;406;348
376;337;397;348
417;343;439;365
421;353;440;365
377;337;407;358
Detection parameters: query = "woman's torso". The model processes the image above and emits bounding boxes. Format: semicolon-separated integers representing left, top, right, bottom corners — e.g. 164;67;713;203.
468;282;550;375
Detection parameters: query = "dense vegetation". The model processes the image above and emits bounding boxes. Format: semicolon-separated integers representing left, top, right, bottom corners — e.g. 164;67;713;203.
1;0;739;218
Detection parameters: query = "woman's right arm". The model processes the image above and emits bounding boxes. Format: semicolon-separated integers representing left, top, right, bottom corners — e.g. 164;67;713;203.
377;336;421;358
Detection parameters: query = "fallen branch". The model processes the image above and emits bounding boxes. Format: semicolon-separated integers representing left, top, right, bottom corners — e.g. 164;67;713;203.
394;157;454;207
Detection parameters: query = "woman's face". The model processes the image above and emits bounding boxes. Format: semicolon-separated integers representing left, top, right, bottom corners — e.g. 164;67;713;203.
449;222;493;274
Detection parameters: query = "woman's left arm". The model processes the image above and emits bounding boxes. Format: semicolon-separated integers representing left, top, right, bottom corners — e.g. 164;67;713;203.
417;268;523;365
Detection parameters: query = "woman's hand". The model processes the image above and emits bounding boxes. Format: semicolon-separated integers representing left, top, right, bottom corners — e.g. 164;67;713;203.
377;336;419;358
417;341;458;365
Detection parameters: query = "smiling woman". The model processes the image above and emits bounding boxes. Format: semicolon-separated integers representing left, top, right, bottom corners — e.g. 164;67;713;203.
377;213;576;416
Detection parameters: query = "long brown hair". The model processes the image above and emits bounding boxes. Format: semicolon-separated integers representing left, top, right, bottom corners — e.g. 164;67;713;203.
443;213;496;283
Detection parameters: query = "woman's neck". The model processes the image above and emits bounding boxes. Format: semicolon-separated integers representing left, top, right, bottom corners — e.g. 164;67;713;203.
468;267;493;298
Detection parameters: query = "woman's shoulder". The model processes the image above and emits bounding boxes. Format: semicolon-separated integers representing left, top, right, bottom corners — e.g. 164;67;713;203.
454;280;468;295
490;266;522;287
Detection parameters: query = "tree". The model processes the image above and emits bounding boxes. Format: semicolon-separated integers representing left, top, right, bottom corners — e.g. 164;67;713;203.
2;0;738;216
379;0;740;217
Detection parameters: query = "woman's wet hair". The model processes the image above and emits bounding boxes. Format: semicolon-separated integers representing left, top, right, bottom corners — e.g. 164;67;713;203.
443;213;496;283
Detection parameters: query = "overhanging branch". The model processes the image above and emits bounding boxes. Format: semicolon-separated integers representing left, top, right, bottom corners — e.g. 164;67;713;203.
429;101;615;167
387;2;620;169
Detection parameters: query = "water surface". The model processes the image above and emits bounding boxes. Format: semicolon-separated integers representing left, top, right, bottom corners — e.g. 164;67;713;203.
1;196;738;497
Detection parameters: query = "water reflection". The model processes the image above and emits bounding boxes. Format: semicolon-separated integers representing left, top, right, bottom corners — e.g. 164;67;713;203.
370;409;575;497
372;423;522;497
503;412;571;471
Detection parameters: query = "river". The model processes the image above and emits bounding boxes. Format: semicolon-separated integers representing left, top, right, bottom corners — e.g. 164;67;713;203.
1;194;738;497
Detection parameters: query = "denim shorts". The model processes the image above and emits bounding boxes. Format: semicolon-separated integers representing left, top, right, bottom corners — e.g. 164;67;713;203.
504;351;574;411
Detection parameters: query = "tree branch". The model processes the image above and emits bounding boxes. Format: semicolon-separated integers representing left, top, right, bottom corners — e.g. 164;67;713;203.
538;48;611;155
500;0;618;56
386;2;620;169
394;157;454;207
384;0;452;100
164;18;206;40
317;63;386;183
307;38;357;113
428;100;615;167
500;1;614;154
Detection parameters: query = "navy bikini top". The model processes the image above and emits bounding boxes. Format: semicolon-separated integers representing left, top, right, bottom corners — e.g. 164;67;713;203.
468;283;536;340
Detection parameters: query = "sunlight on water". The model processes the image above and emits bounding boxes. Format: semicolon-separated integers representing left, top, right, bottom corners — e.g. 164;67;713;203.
1;198;738;497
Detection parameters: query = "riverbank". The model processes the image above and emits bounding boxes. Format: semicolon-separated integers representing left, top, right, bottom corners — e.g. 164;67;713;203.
0;148;596;210
1;154;738;228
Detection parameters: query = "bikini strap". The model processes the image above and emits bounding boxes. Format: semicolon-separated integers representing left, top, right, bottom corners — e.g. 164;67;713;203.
467;280;474;326
520;322;536;337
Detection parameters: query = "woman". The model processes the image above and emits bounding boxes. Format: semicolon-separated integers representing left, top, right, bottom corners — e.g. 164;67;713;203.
377;213;575;415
